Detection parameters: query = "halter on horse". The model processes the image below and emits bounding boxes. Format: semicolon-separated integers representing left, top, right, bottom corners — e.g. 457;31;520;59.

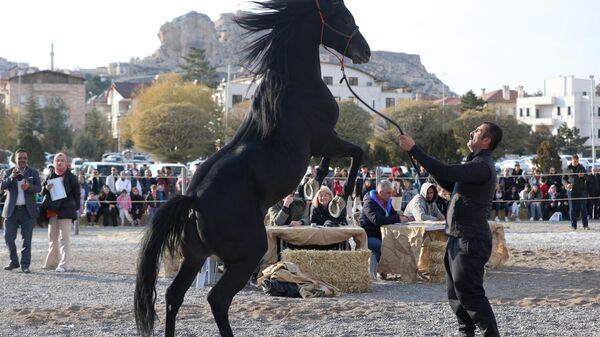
134;1;370;336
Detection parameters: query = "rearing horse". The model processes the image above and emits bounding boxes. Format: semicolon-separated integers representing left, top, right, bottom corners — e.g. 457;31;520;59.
134;1;370;336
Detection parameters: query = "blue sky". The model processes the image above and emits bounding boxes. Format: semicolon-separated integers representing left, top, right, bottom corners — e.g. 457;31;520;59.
1;0;598;95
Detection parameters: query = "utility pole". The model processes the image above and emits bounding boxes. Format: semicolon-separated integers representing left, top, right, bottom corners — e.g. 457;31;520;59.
591;75;596;161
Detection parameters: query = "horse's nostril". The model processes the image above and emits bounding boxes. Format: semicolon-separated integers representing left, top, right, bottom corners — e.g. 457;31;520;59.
364;49;371;58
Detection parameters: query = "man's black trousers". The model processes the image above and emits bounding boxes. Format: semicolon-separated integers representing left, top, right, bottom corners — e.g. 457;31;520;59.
445;236;500;337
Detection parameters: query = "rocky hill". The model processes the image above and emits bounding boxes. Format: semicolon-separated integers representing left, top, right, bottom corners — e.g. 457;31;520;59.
133;11;450;97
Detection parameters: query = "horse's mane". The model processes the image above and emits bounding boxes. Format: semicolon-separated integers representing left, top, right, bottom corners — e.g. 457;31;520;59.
234;0;316;139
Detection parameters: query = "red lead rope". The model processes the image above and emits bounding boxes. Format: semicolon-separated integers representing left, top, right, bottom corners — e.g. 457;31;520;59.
313;0;423;187
314;0;353;72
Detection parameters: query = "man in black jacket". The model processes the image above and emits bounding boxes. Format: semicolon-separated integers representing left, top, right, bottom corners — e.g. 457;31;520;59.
563;155;589;230
400;122;503;337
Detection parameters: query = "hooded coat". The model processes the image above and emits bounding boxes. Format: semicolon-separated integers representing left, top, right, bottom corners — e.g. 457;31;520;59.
403;182;444;221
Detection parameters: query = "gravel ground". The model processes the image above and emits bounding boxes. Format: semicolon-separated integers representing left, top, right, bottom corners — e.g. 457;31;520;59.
0;221;599;337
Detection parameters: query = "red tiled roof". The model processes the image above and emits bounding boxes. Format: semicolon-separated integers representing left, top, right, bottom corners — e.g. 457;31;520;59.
433;97;461;106
480;89;518;103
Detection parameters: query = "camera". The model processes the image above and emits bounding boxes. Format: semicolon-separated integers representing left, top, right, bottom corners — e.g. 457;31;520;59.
16;173;24;181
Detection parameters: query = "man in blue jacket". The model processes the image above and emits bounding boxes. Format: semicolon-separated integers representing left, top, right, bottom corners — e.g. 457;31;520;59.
400;122;503;337
359;180;411;261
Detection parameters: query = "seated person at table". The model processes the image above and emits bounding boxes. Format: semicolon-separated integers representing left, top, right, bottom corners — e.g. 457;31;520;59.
403;182;445;221
310;186;347;227
359;180;412;261
267;192;309;226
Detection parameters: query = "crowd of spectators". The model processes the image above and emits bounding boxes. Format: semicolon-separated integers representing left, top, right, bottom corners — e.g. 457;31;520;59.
492;155;598;229
80;163;180;227
1;161;184;229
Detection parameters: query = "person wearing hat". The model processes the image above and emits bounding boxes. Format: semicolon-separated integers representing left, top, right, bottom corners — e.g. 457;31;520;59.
310;186;347;227
266;192;309;227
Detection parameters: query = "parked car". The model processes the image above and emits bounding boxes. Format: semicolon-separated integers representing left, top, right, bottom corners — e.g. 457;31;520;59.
71;157;85;173
148;163;188;177
79;162;125;178
559;155;572;171
500;159;529;173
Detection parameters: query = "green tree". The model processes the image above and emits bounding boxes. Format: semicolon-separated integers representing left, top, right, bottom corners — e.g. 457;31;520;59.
17;97;73;153
554;123;588;155
334;102;373;165
41;99;73;152
17;134;45;169
17;97;43;138
449;109;530;158
533;140;561;173
524;125;553;154
128;74;222;161
131;103;217;162
459;90;486;112
72;132;99;159
224;100;250;143
372;101;461;166
179;47;217;88
85;75;111;99
84;108;113;159
0;106;18;160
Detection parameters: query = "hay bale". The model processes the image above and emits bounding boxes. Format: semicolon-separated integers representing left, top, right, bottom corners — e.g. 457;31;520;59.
428;241;446;283
488;225;509;268
281;249;372;293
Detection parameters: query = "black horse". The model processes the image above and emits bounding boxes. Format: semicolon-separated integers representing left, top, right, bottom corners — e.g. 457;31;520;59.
134;1;370;336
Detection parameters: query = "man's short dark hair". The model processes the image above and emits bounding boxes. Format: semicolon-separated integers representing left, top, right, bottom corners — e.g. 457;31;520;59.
482;122;503;151
572;154;579;160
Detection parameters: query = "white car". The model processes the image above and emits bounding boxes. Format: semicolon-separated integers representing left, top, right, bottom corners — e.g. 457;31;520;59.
500;160;529;173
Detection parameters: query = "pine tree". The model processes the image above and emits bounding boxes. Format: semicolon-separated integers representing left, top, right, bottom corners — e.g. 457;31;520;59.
533;140;561;173
17;97;43;138
459;90;486;112
554;123;588;155
41;99;72;152
179;47;217;88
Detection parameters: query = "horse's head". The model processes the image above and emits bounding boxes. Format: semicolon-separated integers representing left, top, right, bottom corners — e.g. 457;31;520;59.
316;0;371;64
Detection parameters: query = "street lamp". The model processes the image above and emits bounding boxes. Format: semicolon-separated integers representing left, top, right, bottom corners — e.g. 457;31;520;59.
591;75;596;162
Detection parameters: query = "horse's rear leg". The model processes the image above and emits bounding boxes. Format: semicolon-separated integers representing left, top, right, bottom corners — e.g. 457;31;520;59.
207;254;263;337
164;227;210;337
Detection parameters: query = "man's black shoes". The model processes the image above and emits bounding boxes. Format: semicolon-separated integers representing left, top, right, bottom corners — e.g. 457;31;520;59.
3;263;20;271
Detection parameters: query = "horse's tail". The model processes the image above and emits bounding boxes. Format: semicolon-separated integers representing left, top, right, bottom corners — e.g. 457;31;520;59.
134;194;195;337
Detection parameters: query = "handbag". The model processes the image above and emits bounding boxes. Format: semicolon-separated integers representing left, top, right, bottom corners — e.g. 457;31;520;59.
41;194;64;211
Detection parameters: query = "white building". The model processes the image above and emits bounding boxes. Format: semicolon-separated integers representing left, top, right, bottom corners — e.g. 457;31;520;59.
516;75;599;146
215;62;411;113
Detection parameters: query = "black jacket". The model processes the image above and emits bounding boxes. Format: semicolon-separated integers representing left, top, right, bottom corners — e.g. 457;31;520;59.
359;190;400;240
310;204;347;226
563;164;588;197
408;146;496;240
42;170;80;220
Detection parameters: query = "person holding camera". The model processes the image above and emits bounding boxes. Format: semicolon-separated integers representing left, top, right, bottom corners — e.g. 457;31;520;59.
41;153;80;273
1;148;41;274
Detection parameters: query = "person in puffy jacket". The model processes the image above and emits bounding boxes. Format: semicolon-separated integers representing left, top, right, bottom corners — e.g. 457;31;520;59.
359;180;411;261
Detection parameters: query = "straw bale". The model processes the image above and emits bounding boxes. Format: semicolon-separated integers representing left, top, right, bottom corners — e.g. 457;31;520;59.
281;249;372;293
428;241;446;283
488;224;510;268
